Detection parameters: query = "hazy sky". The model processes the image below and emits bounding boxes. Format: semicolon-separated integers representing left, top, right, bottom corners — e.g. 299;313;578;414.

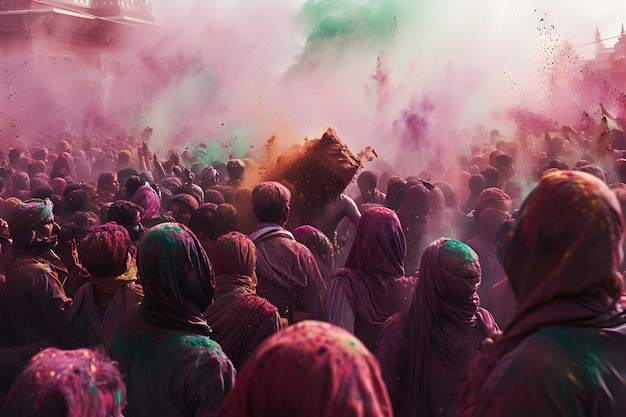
149;0;626;59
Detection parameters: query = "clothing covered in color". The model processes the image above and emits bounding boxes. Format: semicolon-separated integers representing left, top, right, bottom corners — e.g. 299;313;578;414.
218;320;393;417
457;170;626;417
251;223;326;323
327;207;415;355
204;232;281;371
109;223;235;417
378;239;498;417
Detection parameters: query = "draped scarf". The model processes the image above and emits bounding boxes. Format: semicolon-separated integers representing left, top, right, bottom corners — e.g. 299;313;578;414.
137;223;215;336
457;171;626;417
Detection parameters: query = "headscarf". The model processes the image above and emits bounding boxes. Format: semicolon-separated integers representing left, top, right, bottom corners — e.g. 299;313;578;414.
212;231;256;284
130;184;161;220
1;347;126;417
204;232;276;370
459;170;626;416
8;198;54;246
50;152;77;182
336;207;413;327
218;320;393;417
396;239;497;417
293;225;335;281
137;222;215;335
199;166;219;188
171;193;199;212
474;187;511;214
79;223;135;294
385;177;407;210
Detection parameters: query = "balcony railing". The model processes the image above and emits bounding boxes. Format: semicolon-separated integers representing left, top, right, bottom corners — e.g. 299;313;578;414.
0;0;154;20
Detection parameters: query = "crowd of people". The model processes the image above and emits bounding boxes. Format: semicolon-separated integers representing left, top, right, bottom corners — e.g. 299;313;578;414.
0;109;626;416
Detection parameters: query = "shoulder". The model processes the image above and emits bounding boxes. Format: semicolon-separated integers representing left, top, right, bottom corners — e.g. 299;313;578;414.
481;326;626;416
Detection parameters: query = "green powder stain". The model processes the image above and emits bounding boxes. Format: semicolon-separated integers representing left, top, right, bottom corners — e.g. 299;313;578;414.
444;239;478;263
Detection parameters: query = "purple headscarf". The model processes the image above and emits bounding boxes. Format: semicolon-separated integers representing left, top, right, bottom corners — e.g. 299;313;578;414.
333;207;415;352
130;184;161;220
395;239;498;417
218;320;393;417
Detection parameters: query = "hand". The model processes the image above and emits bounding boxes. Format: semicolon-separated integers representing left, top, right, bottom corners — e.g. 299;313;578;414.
169;151;180;167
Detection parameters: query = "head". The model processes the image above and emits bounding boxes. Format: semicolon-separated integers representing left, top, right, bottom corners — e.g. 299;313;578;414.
124;175;145;198
293;225;335;276
199;166;220;189
137;222;215;320
2;347;126;417
171;193;199;226
385;177;407;210
345;206;406;277
252;181;291;225
97;171;119;194
106;201;145;243
79;223;132;278
226;159;246;181
504;170;624;307
416;238;481;313
212;231;256;280
357;170;378;202
8;198;59;249
218;320;392;417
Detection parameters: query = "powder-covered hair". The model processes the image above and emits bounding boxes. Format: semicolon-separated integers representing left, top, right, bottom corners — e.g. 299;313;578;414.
1;347;126;417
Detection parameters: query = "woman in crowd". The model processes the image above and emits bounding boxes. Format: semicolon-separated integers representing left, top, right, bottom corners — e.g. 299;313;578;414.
326;206;416;354
218;320;393;417
457;170;626;417
204;232;281;371
293;224;336;286
109;223;235;417
378;238;499;417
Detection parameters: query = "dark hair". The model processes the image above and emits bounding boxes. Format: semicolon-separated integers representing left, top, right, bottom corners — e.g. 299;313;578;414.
252;182;290;223
357;170;377;188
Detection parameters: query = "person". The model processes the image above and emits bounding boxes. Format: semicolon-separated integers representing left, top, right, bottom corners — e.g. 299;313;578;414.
68;223;143;349
293;225;336;285
354;170;387;211
170;193;199;226
130;183;172;229
109;223;235;417
483;219;517;329
0;199;72;394
395;181;430;276
326;206;416;355
456;170;626;417
377;239;499;417
1;347;126;417
249;181;326;324
309;192;361;268
461;174;485;214
50;152;77;183
466;207;511;301
218;320;393;417
204;232;281;371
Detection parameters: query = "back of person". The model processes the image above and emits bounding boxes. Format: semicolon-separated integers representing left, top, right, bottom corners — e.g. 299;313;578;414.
250;182;326;323
218;320;393;417
108;223;235;417
204;232;281;371
457;171;626;417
